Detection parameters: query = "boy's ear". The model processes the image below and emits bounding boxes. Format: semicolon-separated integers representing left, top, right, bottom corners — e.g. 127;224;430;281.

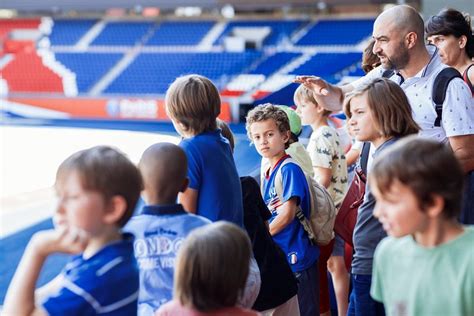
283;130;291;144
425;194;445;218
180;177;189;193
103;195;127;225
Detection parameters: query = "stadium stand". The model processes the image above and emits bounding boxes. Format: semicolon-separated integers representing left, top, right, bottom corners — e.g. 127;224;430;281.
295;19;374;45
145;21;215;46
90;21;155;46
49;19;97;46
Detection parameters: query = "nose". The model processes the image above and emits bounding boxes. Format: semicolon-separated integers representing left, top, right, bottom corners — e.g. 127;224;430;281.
372;40;381;54
348;116;357;126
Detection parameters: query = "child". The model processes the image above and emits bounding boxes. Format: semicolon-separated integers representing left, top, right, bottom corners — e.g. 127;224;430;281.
260;105;314;178
3;146;142;315
165;74;243;226
246;104;319;316
125;142;211;315
156;222;260;316
343;78;420;316
369;136;474;315
218;119;300;315
294;83;349;316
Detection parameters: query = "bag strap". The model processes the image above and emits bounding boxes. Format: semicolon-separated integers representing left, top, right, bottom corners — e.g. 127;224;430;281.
274;157;316;244
432;67;462;127
359;142;371;175
382;69;394;78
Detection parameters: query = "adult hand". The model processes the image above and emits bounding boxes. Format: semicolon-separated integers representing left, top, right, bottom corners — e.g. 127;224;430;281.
294;75;330;95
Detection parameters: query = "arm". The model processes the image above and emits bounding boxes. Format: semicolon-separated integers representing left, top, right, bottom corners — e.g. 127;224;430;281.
269;197;298;236
346;148;361;166
448;135;474;173
3;228;87;316
178;188;198;214
314;167;332;188
294;76;353;112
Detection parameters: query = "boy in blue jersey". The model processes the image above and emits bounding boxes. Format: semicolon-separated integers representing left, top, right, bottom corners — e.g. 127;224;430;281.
125;142;211;315
165;74;243;226
3;146;143;316
246;103;320;316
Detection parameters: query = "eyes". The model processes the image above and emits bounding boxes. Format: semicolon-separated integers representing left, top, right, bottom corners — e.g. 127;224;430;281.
252;132;274;141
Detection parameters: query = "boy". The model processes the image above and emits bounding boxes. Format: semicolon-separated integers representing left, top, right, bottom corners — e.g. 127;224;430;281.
125;142;211;315
165;74;243;226
246;103;319;316
294;84;349;316
3;146;143;315
370;136;474;316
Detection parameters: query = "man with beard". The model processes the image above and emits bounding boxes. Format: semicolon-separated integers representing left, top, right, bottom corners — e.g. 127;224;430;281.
296;4;474;222
296;4;474;316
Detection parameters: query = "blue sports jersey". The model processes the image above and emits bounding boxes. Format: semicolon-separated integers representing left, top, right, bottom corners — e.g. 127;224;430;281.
41;234;139;315
125;204;211;316
180;129;243;227
262;156;319;272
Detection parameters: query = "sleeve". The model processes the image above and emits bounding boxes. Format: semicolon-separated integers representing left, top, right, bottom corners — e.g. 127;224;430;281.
179;140;202;190
350;65;384;90
442;78;474;137
41;277;97;315
370;238;388;303
309;128;335;169
280;163;308;208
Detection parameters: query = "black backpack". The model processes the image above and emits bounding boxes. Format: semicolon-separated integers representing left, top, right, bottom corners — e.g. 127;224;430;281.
382;67;462;127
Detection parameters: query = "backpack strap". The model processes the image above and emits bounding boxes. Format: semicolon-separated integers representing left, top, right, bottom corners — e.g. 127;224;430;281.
432;67;462;127
274;158;316;244
382;69;394;78
359;142;371;175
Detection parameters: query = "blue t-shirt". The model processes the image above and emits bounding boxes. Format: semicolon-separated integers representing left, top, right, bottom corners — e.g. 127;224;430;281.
125;204;211;316
41;234;139;315
180;129;243;227
262;156;319;272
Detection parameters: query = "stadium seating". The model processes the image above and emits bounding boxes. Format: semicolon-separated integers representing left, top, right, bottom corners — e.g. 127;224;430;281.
145;21;215;46
295;19;374;45
105;52;261;94
49;19;97;46
91;22;154;46
55;53;123;92
289;52;362;76
250;52;301;76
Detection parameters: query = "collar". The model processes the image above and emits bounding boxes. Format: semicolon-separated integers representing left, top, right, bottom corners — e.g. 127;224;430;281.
140;204;187;216
413;45;440;79
265;154;291;179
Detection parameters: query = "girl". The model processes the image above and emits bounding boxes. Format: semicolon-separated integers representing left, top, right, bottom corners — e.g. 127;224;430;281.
156;222;260;316
343;77;420;316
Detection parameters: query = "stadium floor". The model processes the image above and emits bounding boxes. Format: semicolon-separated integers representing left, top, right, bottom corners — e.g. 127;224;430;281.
0;119;260;304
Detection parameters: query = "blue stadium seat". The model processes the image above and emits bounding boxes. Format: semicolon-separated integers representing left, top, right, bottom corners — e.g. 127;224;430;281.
105;52;261;94
55;53;123;92
289;52;362;76
49;19;97;46
91;22;154;46
250;52;301;76
214;20;307;46
145;21;214;46
296;19;374;45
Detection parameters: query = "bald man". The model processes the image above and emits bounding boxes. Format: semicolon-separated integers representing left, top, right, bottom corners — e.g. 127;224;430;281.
125;142;211;315
295;5;474;316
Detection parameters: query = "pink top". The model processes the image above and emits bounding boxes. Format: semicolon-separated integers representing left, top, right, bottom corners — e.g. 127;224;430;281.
156;300;261;316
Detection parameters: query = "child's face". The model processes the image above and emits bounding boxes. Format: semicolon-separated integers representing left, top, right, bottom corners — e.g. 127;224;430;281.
372;179;428;238
249;119;289;161
54;171;109;237
348;93;381;144
295;96;319;126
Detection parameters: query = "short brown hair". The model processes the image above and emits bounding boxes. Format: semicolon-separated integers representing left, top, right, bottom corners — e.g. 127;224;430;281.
245;103;291;149
344;78;420;138
294;84;332;116
56;146;142;227
369;136;464;219
174;222;252;312
362;39;381;74
216;118;235;152
165;74;220;135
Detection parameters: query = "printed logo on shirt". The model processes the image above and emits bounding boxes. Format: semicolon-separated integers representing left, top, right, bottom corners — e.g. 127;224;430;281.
288;252;298;265
267;186;282;212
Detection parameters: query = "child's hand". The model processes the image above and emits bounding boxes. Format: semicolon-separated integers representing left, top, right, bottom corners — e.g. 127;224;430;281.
30;226;89;258
294;75;330;95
